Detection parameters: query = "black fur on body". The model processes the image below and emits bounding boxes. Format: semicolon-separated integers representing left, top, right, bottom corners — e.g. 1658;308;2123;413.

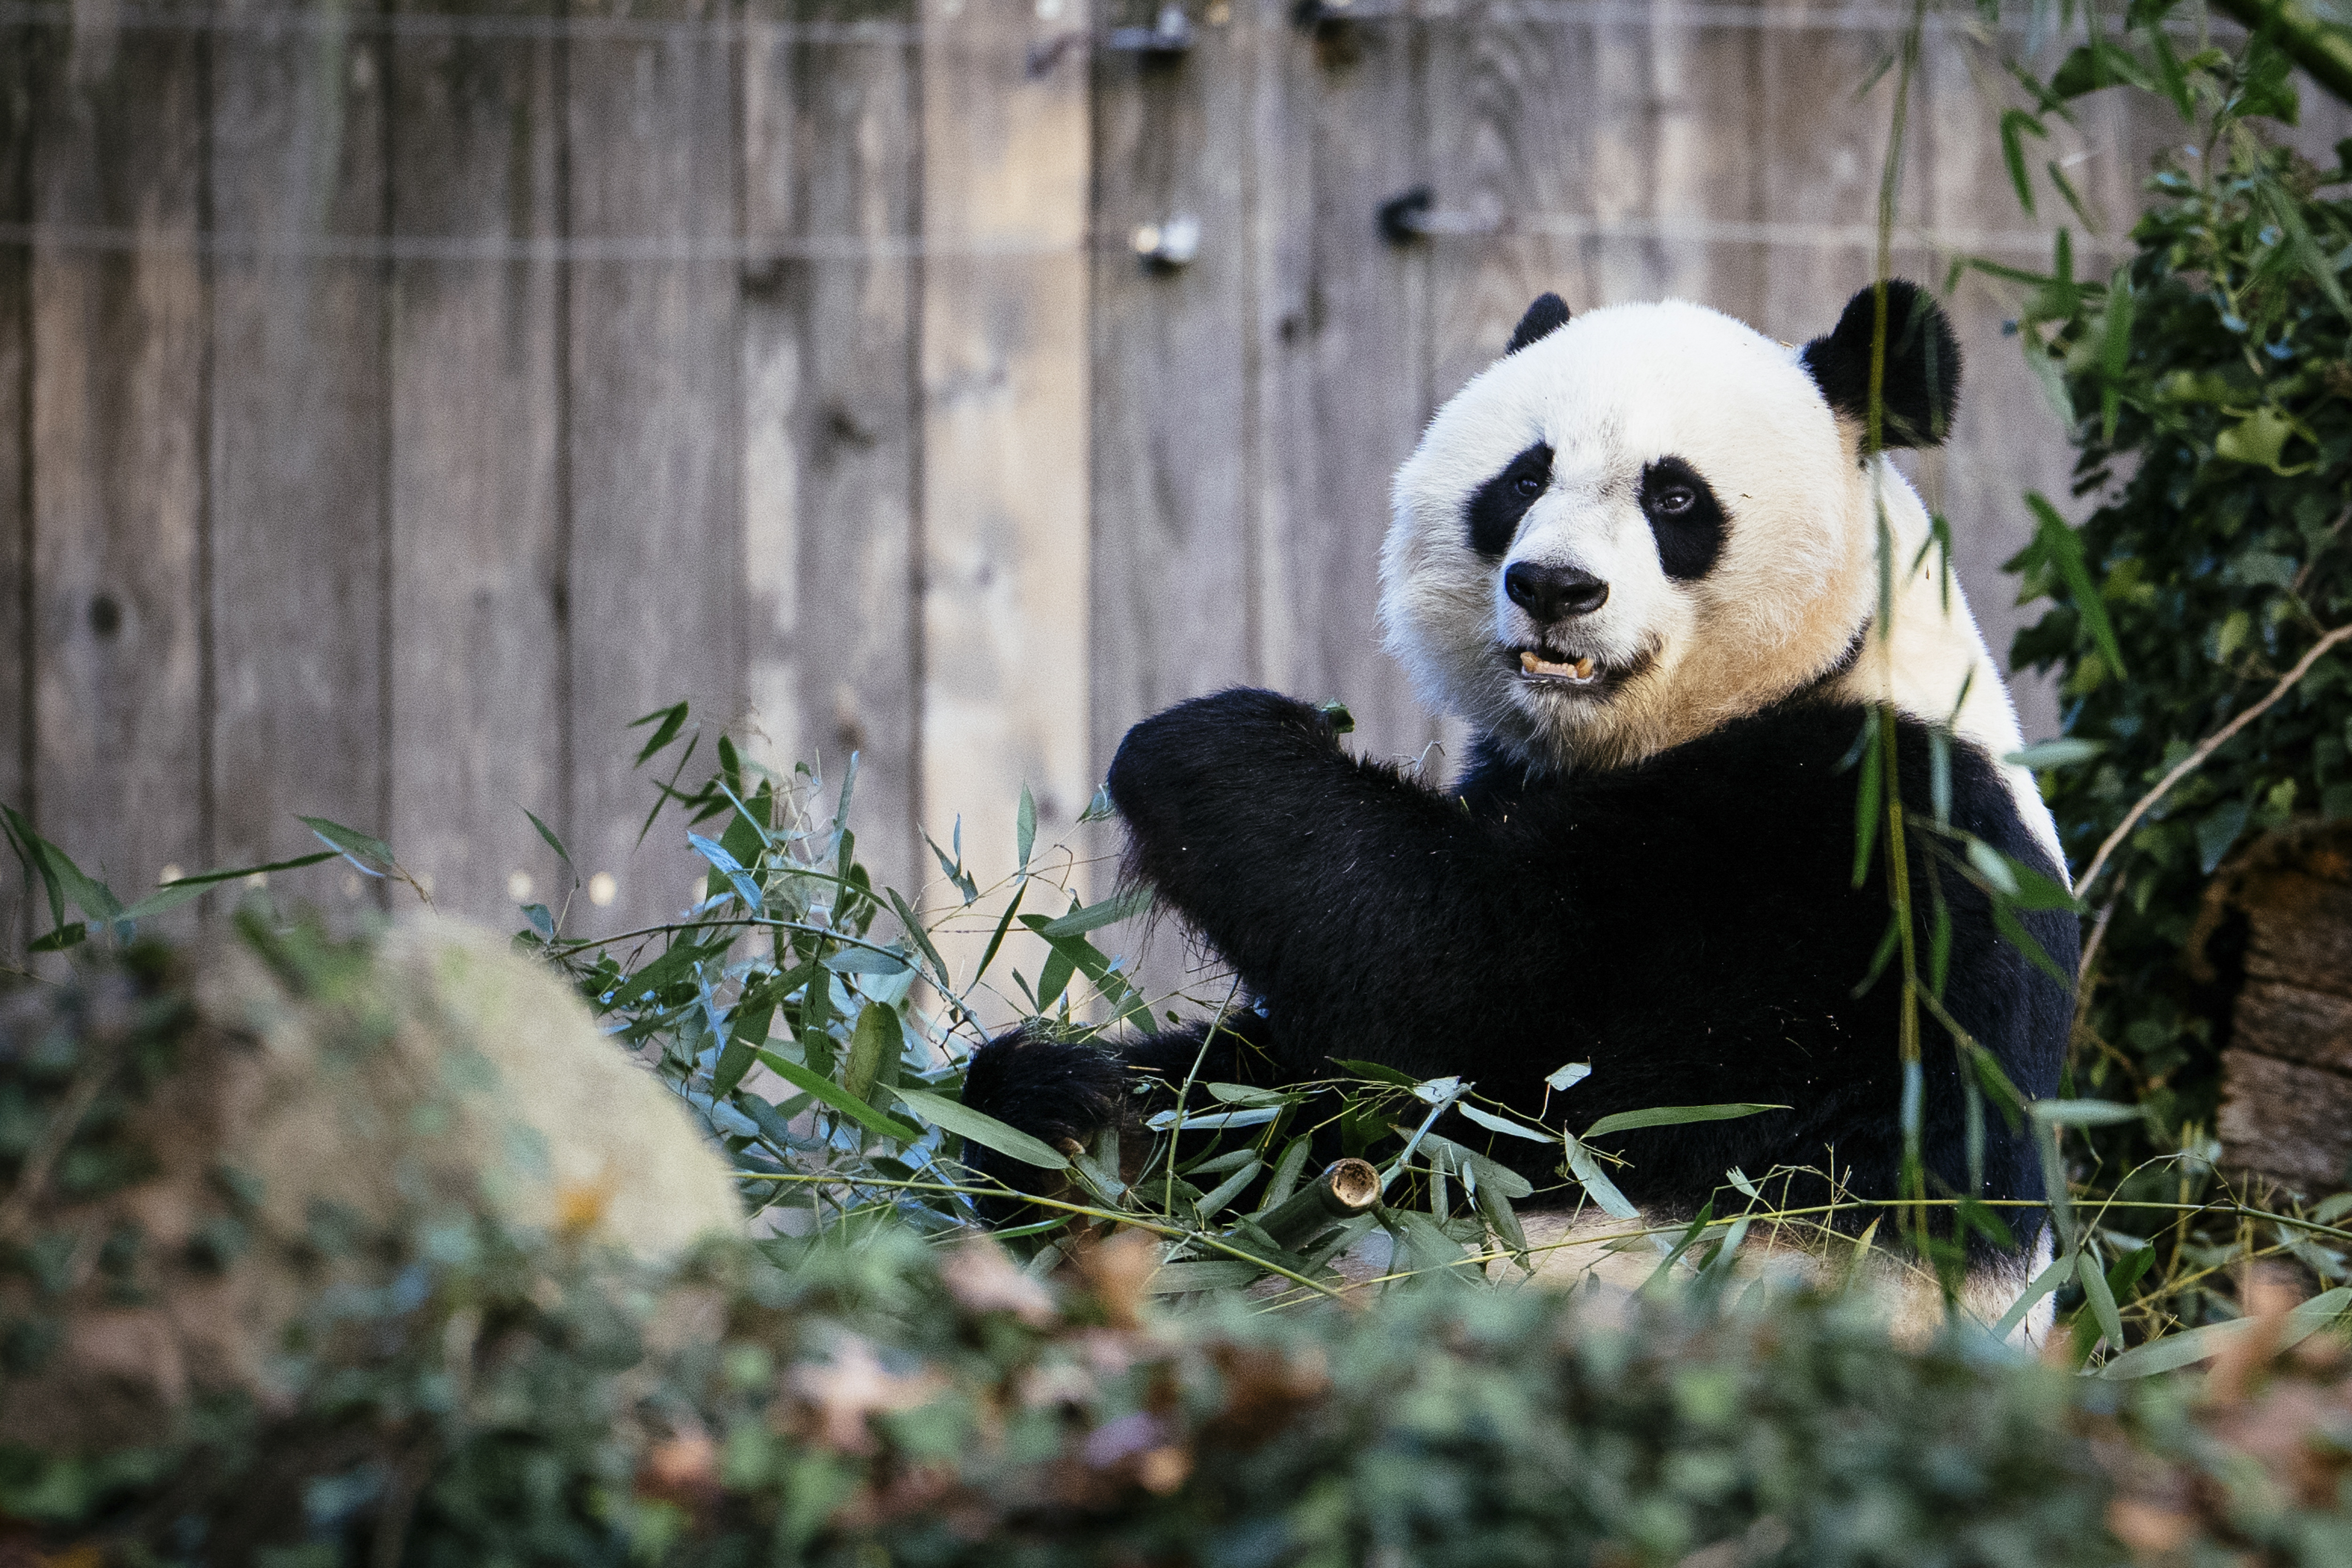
961;683;2075;1251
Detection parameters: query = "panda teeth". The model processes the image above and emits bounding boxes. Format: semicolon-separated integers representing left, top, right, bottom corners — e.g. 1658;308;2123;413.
1518;650;1598;684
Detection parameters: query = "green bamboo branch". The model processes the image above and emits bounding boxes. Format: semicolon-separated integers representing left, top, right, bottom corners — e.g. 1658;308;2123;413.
2214;0;2352;106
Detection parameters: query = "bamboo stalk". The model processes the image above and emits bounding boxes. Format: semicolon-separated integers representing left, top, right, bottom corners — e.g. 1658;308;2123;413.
1253;1158;1383;1250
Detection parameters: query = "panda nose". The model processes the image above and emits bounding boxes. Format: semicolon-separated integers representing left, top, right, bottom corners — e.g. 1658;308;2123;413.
1504;562;1610;622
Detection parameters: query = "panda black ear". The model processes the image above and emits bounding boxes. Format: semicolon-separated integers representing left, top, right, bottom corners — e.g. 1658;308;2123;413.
1505;293;1572;356
1800;279;1961;449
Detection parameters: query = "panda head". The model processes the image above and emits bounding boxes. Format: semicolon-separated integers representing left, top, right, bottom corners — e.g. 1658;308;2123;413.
1382;280;1963;772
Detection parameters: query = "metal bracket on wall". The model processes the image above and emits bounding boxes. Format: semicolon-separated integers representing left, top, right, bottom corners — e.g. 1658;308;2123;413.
1377;187;1502;244
1132;214;1202;270
1294;0;1406;28
1105;3;1196;55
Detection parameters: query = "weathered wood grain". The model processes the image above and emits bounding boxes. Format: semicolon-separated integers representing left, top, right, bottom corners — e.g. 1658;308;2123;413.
1088;0;1259;1002
2233;981;2352;1076
386;0;568;924
2211;827;2352;1189
2244;878;2352;996
565;0;741;934
1255;0;1438;774
2220;1048;2352;1194
0;20;32;947
29;10;210;911
1421;4;1768;474
1422;5;1599;470
207;0;392;886
740;0;922;896
1753;16;1929;346
917;0;1093;995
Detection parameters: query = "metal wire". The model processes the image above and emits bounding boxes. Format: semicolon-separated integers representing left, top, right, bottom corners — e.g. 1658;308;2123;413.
0;211;2111;262
0;0;2034;44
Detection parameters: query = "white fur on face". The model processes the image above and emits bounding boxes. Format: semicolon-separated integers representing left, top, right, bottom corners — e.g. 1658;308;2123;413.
1380;297;2063;870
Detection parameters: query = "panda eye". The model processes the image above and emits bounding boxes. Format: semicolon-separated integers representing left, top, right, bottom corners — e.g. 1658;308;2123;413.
1653;486;1695;517
1512;473;1544;498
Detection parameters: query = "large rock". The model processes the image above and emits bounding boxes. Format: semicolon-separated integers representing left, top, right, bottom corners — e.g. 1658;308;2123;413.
0;913;742;1450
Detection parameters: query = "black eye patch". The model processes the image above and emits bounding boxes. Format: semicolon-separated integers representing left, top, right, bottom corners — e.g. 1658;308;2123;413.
1465;441;1554;557
1638;456;1727;580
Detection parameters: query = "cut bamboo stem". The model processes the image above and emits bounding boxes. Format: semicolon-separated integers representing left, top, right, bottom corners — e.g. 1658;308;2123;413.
1255;1158;1382;1249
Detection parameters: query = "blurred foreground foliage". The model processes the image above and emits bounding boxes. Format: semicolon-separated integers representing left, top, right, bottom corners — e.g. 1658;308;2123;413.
2;938;2351;1567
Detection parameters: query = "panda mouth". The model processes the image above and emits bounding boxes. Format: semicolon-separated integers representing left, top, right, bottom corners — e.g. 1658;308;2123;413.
1515;648;1602;686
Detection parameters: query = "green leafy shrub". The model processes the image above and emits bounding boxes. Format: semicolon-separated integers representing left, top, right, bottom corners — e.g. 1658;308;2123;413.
1986;20;2352;1151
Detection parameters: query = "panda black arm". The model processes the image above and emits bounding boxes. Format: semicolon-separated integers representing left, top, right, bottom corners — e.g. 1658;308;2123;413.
1108;688;1551;1075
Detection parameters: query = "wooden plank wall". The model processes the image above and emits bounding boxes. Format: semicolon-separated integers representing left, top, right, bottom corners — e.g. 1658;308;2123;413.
5;0;2342;1000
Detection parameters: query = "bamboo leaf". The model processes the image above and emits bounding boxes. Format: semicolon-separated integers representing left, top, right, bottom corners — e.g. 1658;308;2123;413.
523;806;574;871
689;833;764;909
1205;1082;1295;1107
2024;492;2127;678
1455;1102;1554;1143
1197;1158;1262;1219
1145;1105;1284;1132
968;880;1028;991
1583;1103;1785;1139
1331;1058;1422;1089
299;816;395;878
925;827;979;906
822;945;911;976
843;1003;902;1103
1039;884;1151;938
2098;1287;2352;1379
1999;109;2048;212
2029;1098;2144;1126
2004;739;2104;770
892;1087;1068;1170
1993;902;2073;986
886;888;953;992
755;1049;921;1143
116;850;341;919
1563;1136;1642;1220
1852;725;1883;889
2077;1246;2127;1349
629;700;690;764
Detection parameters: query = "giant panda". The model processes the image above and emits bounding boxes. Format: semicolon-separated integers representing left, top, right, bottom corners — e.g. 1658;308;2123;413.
961;280;2076;1337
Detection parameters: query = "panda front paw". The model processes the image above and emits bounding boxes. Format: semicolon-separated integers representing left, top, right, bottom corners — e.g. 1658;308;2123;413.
1106;688;1340;852
958;1027;1127;1225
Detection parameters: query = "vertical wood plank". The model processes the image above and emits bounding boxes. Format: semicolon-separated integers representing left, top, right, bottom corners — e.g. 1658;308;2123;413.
566;0;742;932
1754;12;1927;345
1089;0;1256;999
917;0;1093;958
1422;6;1768;440
1255;0;1436;772
208;0;392;884
1636;9;1766;320
0;19;32;945
29;11;210;905
1423;3;1600;402
387;0;568;922
740;0;922;895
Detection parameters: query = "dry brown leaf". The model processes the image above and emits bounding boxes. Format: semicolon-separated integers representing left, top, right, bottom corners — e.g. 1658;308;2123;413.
941;1237;1058;1326
1075;1229;1160;1329
791;1335;948;1454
